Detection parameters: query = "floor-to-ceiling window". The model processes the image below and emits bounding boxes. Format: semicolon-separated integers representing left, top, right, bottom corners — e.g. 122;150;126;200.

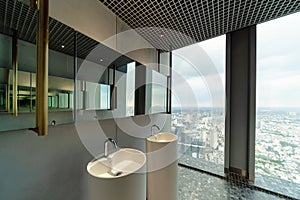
256;12;300;199
172;35;226;175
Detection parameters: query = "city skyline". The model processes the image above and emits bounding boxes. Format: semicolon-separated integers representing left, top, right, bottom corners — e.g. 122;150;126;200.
172;107;300;187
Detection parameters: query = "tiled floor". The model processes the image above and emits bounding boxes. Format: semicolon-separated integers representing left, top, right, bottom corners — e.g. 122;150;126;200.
255;174;300;199
178;167;285;200
179;155;300;200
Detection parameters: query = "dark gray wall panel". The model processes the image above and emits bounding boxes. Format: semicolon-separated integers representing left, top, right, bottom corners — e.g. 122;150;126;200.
0;124;92;200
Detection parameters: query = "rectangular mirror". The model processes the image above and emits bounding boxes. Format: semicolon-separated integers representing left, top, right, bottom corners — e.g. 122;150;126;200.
75;32;139;121
0;0;169;132
0;0;76;131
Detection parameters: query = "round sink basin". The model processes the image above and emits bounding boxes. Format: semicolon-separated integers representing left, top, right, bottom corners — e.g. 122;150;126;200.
87;148;145;178
87;148;146;200
147;132;178;143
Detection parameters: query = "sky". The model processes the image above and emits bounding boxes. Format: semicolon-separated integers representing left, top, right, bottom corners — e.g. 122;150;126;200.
172;35;226;108
256;12;300;108
172;11;300;108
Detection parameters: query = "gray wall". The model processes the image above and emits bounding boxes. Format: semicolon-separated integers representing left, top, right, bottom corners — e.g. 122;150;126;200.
0;1;167;199
0;124;92;200
0;111;74;132
49;0;157;67
0;113;170;200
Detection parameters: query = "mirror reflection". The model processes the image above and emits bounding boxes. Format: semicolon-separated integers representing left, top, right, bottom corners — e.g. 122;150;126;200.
0;26;75;113
146;68;168;114
0;0;169;132
75;33;138;120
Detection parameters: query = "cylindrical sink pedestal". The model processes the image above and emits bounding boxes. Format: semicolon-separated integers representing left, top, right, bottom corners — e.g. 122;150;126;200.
88;172;146;200
87;148;146;200
147;132;178;200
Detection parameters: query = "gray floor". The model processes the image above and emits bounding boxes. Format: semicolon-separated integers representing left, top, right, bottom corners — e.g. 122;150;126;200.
255;173;300;199
178;167;284;200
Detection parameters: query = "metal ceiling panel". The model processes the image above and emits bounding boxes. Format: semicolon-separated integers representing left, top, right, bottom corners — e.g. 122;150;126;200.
100;0;300;50
1;0;299;55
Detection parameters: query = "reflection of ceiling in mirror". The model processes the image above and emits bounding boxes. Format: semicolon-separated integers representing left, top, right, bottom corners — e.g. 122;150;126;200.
0;0;135;70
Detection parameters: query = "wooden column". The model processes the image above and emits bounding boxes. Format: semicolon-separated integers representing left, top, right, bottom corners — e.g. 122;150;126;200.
12;30;18;116
30;72;33;112
73;31;77;121
6;69;10;112
30;0;38;9
36;0;49;136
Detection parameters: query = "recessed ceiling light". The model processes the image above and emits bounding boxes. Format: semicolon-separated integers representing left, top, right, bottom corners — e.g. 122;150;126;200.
100;59;103;62
160;34;164;37
61;45;65;48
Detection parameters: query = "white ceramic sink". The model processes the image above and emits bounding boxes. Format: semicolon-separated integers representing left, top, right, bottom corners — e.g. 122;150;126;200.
87;148;145;178
87;148;146;200
147;132;178;143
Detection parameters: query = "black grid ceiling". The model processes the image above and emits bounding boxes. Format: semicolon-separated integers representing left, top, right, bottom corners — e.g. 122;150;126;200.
1;0;299;54
100;0;300;50
0;0;133;68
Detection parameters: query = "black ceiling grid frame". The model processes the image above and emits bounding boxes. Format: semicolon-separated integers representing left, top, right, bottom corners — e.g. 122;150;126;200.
100;0;300;50
2;0;299;59
0;0;134;68
0;0;75;56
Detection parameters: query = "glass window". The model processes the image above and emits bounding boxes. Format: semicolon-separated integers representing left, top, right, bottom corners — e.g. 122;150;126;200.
172;35;226;175
100;84;110;110
151;70;167;113
59;93;69;109
256;12;300;199
145;68;167;114
126;62;135;116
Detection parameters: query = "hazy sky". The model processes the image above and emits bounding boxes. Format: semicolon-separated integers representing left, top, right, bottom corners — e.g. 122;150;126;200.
257;12;300;107
172;11;300;108
172;35;225;108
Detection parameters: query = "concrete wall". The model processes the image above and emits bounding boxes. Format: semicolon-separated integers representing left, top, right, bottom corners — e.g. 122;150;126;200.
0;1;171;199
116;17;158;70
49;0;116;49
49;0;157;67
0;124;92;200
0;113;170;200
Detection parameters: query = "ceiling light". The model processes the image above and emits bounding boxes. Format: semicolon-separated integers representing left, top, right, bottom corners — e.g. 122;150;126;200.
61;45;65;48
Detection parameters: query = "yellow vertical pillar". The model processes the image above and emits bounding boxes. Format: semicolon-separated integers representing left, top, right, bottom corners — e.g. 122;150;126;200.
6;69;10;112
36;0;49;136
12;30;18;116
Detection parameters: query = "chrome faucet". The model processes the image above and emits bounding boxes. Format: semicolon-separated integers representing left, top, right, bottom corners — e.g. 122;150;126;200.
104;138;118;157
151;124;160;137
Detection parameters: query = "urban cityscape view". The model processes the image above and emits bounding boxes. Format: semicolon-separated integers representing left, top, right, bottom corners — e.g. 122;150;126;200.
171;107;225;166
256;108;300;184
171;107;300;185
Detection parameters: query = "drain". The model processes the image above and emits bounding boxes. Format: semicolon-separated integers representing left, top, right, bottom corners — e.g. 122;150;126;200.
108;170;123;177
115;171;123;176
